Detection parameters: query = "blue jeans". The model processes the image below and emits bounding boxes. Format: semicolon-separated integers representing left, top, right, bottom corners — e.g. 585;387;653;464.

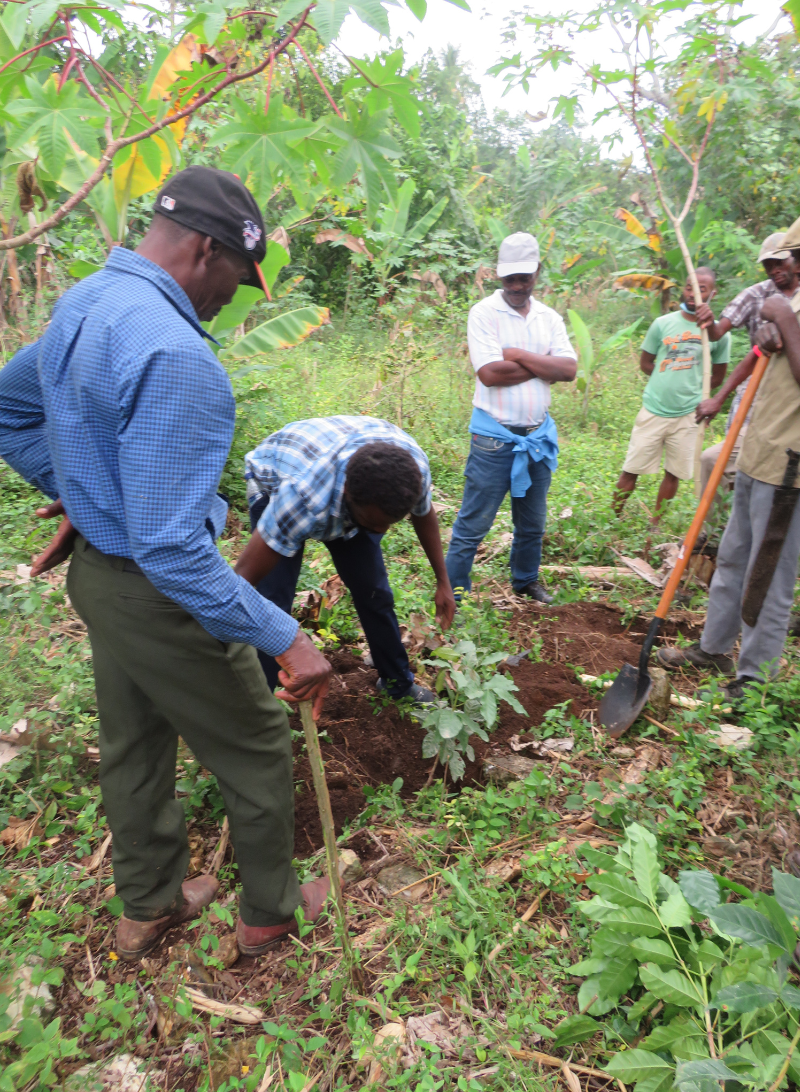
250;499;414;698
446;434;552;595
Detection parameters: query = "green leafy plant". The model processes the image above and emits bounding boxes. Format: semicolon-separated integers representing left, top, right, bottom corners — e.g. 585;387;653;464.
420;640;526;781
559;823;800;1092
567;310;642;422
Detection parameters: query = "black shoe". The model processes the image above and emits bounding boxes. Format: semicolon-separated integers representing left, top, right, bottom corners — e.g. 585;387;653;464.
516;581;554;604
657;642;735;676
697;676;760;707
376;680;436;709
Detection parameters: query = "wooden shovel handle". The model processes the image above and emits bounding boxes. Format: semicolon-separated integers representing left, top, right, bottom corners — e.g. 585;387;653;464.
654;350;771;621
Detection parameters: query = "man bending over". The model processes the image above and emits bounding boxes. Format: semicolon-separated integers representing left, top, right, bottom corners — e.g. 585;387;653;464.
235;416;456;707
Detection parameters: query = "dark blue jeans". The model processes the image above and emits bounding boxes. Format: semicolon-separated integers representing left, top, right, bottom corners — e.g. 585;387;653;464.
445;433;552;595
250;500;414;698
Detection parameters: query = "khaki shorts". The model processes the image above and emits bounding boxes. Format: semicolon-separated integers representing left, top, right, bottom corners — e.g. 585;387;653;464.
622;407;698;480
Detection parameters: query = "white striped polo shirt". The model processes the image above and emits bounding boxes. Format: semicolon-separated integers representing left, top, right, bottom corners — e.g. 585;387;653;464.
467;289;575;427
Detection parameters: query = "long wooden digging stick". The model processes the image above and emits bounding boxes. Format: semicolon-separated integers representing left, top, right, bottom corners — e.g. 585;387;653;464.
298;701;359;980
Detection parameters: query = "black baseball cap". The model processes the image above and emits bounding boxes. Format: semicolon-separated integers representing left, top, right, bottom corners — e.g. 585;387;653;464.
153;165;269;293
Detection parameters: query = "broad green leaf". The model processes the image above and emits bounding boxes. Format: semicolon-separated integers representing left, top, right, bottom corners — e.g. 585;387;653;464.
591;928;637;960
639;963;702;1009
343;51;422;138
262;242;290;293
405;0;426;18
629;937;678;967
587;219;651;251
2;0;30;48
552;1014;600;1048
67;259;103;280
276;0;391;45
582;903;663;936
432;708;463;740
598;960;637;1000
642;1017;703;1051
443;0;470;8
781;985;800;1008
567;309;594;374
222;305;330;362
710;983;778;1013
604;1049;674;1083
633;1071;676;1092
205;286;264;337
771;868;800;927
692;939;725;967
678;870;721;914
579;846;626;874
671;1037;711;1062
569;957;607;976
404;197;449;248
327;107;401;224
754;893;797;951
632;838;661;904
658;888;693;929
674;1059;742;1090
577;975;616;1016
587;873;651;908
710;904;790;951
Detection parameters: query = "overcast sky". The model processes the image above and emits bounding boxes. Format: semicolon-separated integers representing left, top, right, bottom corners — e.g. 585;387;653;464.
337;0;789;140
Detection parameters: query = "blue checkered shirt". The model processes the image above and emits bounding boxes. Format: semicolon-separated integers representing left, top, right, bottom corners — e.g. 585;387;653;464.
245;416;432;556
0;247;298;656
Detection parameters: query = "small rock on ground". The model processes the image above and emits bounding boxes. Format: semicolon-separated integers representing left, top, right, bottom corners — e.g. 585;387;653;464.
338;848;364;885
64;1053;162;1091
0;958;55;1030
483;754;535;785
377;863;430;901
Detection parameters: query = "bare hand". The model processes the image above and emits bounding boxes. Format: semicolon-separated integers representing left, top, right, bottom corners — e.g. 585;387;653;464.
435;580;456;632
696;396;722;423
30;500;78;577
274;629;332;720
756;322;783;354
695;302;715;329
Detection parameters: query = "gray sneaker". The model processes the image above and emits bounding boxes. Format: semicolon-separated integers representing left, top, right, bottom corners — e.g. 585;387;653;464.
656;641;735;676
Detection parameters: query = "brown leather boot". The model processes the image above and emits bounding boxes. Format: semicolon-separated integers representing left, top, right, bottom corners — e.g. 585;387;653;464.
116;874;220;961
236;876;331;956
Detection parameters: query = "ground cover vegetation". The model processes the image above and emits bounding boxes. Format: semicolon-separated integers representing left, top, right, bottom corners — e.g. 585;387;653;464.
4;0;800;1088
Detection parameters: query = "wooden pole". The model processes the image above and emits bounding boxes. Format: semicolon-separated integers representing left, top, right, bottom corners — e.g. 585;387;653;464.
299;701;360;984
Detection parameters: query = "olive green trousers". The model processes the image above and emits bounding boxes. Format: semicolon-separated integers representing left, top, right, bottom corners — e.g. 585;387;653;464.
67;536;300;926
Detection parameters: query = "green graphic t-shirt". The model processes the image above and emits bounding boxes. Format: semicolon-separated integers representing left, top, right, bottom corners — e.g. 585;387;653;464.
640;310;731;418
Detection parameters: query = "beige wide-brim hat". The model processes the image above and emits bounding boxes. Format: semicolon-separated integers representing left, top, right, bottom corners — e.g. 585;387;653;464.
758;231;792;262
781;218;800;252
497;232;540;277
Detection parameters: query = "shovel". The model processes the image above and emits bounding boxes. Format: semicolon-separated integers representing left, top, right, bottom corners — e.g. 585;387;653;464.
599;349;771;738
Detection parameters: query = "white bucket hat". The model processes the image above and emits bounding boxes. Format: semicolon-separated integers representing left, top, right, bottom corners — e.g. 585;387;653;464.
497;232;540;278
757;231;791;262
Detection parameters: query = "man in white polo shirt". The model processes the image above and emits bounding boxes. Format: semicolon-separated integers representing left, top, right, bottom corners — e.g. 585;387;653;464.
446;233;577;603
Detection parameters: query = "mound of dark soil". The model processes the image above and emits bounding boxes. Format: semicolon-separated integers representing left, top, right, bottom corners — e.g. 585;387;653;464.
290;649;596;853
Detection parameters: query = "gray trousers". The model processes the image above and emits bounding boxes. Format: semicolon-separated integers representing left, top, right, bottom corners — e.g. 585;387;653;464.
701;471;800;679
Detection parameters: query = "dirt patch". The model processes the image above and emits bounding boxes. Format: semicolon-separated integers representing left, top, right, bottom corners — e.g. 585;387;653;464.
290;650;596;853
509;600;703;676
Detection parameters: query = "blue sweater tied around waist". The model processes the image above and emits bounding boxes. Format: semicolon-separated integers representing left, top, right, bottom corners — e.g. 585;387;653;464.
469;406;559;498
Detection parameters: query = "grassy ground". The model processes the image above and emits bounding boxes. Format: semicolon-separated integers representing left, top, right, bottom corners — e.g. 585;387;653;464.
2;295;800;1092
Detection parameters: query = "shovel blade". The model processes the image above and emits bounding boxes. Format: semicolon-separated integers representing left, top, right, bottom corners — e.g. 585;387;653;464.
599;663;653;739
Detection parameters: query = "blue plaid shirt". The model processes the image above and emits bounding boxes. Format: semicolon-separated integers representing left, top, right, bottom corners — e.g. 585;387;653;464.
0;247;298;656
245;416;432;556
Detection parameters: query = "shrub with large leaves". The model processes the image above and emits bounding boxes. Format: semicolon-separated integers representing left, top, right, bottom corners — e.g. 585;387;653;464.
419;641;526;781
558;824;800;1092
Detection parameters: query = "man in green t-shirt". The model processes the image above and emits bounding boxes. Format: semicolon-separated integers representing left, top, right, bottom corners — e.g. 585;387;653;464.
613;267;731;523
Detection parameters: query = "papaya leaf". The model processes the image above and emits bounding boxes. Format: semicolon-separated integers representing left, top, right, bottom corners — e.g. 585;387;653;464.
327;106;401;224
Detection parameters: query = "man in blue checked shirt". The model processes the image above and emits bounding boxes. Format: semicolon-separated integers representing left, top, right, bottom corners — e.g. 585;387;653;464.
446;233;577;603
234;416;456;705
0;167;334;962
